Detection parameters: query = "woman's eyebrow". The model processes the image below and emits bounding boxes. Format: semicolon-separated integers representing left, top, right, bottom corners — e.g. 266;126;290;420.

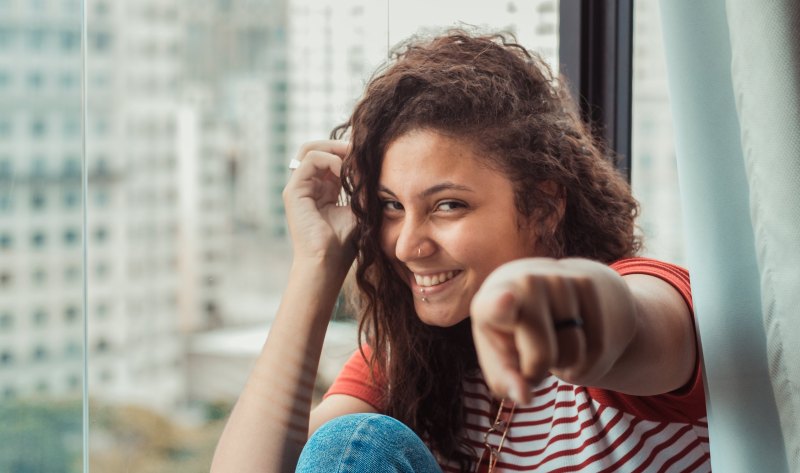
378;182;475;198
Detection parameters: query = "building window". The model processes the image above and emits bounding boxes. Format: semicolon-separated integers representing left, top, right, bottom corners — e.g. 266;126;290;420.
63;188;80;208
27;71;44;90
0;117;12;137
31;231;46;248
63;227;80;246
0;312;12;329
63;115;80;137
28;29;47;50
95;302;109;319
60;30;80;52
63;156;81;179
64;305;79;323
0;351;14;366
35;380;49;394
95;338;110;354
31;189;46;210
67;374;80;391
0;233;12;249
31;157;47;179
0;271;12;288
64;264;80;282
64;340;81;358
0;157;11;178
95;226;109;243
31;268;46;285
59;71;77;89
32;308;48;326
30;116;47;137
0;194;11;213
32;345;48;361
0;271;14;287
92;31;112;51
0;70;11;88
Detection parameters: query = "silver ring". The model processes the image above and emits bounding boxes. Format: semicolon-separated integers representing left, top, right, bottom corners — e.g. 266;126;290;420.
289;158;301;170
554;318;584;330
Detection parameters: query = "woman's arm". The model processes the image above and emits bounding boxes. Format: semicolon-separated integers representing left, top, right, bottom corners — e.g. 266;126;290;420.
470;258;696;403
211;141;364;472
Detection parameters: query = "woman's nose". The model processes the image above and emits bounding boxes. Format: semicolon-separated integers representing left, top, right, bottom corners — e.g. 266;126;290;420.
394;217;433;262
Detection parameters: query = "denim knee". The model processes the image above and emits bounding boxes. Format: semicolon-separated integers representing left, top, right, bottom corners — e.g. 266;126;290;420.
296;413;442;473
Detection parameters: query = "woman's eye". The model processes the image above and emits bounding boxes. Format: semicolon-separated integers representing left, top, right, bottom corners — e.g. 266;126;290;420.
436;200;466;212
382;200;404;212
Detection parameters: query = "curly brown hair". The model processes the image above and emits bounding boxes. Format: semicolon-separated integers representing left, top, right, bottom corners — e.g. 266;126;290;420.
334;30;641;471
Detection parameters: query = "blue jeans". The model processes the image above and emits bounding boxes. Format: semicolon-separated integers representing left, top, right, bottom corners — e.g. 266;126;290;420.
296;413;443;472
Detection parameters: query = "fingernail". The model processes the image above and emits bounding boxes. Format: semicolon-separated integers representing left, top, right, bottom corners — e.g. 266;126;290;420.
507;377;524;403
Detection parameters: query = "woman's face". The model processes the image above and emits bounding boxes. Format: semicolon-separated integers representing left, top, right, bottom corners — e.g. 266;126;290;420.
379;129;549;327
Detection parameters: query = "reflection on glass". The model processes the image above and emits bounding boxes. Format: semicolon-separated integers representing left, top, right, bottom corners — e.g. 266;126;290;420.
0;1;83;472
631;0;685;264
3;0;561;470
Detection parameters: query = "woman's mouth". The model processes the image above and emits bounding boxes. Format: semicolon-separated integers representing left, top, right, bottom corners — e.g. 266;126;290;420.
414;270;458;287
411;270;463;299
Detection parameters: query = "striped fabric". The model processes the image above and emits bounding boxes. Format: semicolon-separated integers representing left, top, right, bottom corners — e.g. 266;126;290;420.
448;374;710;472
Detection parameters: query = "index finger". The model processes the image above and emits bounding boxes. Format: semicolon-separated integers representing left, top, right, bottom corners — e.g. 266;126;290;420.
294;140;350;162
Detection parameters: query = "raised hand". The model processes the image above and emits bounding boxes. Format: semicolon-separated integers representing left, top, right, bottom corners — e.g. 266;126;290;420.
283;140;356;271
470;258;637;404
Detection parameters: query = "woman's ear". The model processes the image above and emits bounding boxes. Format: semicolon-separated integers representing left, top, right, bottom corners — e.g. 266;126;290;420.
540;180;566;233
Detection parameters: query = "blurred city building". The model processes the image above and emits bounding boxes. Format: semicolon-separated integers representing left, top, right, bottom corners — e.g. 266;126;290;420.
0;0;681;426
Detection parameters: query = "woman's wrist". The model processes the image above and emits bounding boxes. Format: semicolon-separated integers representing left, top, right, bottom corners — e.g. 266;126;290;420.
289;253;353;298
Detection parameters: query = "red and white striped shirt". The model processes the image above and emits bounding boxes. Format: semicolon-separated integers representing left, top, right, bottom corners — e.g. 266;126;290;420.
326;258;710;472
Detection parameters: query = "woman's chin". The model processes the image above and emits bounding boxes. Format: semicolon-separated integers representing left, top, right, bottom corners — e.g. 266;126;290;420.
414;306;469;328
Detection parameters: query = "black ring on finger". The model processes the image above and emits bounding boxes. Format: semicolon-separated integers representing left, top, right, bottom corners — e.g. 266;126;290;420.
554;318;584;330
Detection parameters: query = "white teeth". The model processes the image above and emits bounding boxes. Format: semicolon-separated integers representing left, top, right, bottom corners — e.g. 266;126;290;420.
414;271;458;287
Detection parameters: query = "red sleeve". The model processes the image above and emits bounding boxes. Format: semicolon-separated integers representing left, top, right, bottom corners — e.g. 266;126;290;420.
587;257;707;424
323;345;386;411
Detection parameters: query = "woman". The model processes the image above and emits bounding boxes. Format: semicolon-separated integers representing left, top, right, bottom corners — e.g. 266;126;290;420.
211;31;709;472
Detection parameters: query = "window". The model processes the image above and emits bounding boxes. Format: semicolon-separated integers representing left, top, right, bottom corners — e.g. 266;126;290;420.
27;71;45;90
0;158;12;178
31;231;46;249
0;271;12;288
0;117;12;137
31;189;47;210
63;188;80;209
33;346;48;362
60;30;80;52
631;0;684;263
63;305;79;323
32;308;48;326
0;351;14;366
0;233;12;249
0;70;11;87
28;28;47;50
30;116;47;137
0;312;12;330
63;228;79;246
31;268;47;286
64;341;81;359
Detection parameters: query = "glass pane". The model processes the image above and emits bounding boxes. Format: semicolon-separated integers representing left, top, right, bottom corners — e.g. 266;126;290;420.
84;0;562;469
389;0;559;73
0;0;84;472
631;0;685;264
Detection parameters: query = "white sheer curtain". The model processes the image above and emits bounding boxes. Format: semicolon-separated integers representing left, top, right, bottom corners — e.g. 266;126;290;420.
659;0;798;471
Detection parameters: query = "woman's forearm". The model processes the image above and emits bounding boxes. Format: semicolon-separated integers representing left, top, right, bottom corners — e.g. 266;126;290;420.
211;257;349;472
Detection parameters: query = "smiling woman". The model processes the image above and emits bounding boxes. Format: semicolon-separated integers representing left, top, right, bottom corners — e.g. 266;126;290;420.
211;30;708;473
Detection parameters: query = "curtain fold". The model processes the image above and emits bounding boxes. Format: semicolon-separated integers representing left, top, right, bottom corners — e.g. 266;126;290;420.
725;0;800;469
658;0;789;471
